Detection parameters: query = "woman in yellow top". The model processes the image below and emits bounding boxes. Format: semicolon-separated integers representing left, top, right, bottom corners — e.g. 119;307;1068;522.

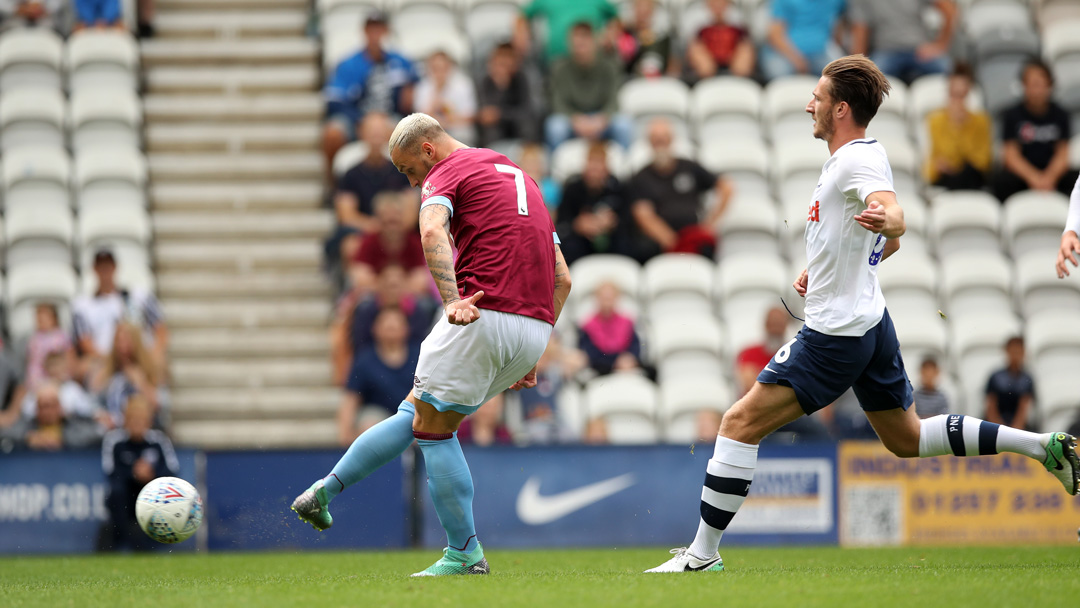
925;64;993;190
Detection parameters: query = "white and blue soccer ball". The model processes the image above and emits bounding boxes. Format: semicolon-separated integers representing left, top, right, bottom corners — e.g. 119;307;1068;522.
135;476;203;544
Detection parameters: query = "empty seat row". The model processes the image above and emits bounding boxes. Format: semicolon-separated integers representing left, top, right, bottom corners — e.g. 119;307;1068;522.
0;29;139;92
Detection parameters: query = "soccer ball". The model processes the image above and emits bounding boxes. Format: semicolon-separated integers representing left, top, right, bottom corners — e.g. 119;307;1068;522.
135;476;203;544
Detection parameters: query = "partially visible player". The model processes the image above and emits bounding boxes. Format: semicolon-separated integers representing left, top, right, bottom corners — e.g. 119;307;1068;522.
291;113;571;577
646;55;1080;574
1055;175;1080;278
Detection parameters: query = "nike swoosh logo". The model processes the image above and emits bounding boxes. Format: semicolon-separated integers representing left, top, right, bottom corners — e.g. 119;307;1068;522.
686;556;722;571
764;366;778;374
1048;453;1065;471
515;473;636;525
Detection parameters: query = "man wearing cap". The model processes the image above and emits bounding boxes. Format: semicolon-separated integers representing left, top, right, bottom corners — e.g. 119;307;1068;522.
322;11;420;185
71;249;168;378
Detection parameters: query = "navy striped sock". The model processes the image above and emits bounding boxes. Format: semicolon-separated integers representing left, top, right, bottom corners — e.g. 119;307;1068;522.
920;414;1043;460
688;437;757;559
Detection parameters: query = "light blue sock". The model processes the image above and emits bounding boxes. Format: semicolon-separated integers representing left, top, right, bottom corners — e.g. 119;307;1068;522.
416;432;478;554
323;400;416;503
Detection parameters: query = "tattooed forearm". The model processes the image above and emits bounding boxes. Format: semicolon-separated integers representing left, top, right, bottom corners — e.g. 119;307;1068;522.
419;205;460;308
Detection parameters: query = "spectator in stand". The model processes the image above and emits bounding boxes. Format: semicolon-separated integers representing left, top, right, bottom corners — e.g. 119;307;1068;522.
616;0;678;78
322;12;418;184
98;395;178;551
578;281;641;376
994;60;1078;202
24;303;72;391
517;142;561;213
760;0;844;81
0;0;61;31
21;351;99;424
0;382;102;451
516;336;576;444
136;0;154;37
337;307;421;445
477;43;540;147
629;117;732;261
685;0;755;81
925;63;992;190
93;321;165;429
458;393;513;446
326;111;413;281
734;307;789;397
348;191;428;295
331;264;437;386
545;21;633;150
913;357;949;418
556;141;629;264
985;336;1036;430
415;50;477;145
73;0;122;30
850;0;955;84
72;249;167;380
515;0;618;63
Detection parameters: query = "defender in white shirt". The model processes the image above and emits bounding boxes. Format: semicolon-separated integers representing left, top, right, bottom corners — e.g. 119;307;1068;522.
648;56;1080;574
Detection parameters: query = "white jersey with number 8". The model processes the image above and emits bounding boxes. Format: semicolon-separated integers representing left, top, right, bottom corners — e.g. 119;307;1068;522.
803;138;895;337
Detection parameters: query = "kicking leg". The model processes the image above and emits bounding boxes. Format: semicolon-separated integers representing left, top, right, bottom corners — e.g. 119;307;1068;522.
291;399;417;530
646;382;804;573
866;407;1080;495
410;395;489;577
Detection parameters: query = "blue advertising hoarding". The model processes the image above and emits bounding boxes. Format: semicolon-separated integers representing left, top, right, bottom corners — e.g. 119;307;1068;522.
420;443;838;549
0;449;197;554
202;450;407;551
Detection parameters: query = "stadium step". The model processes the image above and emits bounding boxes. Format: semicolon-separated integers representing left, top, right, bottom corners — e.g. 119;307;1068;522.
146;65;319;94
170;327;329;357
162;298;331;328
144;94;322;123
150;182;323;211
154;210;332;239
157;270;330;298
154;240;322;271
148;152;322;181
171;357;332;388
156;0;309;11
171;419;336;449
140;38;318;66
154;11;308;39
170;387;339;419
146;123;321;153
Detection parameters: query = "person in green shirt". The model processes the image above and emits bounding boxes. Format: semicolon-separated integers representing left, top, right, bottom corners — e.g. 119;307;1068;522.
515;0;619;62
544;21;633;149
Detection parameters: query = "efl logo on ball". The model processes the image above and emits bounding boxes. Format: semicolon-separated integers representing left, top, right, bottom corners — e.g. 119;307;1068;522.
135;476;203;544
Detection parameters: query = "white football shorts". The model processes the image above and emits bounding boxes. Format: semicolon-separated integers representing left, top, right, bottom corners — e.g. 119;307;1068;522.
412;308;552;415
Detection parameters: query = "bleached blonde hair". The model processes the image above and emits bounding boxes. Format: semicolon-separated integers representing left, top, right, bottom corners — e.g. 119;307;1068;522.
388;112;446;157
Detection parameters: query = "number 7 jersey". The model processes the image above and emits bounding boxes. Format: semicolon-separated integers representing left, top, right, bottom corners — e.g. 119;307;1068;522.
420;147;558;325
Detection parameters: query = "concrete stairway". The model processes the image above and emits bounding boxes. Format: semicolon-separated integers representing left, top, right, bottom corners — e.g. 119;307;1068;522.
143;0;338;449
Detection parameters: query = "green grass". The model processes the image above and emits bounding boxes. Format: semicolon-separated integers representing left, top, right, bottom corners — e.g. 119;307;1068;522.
2;546;1078;607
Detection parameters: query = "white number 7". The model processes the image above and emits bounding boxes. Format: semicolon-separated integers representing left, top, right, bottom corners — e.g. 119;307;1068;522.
495;163;528;216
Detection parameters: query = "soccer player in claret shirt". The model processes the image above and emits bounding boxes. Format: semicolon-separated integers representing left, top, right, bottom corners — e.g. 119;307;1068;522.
647;55;1080;574
292;113;571;576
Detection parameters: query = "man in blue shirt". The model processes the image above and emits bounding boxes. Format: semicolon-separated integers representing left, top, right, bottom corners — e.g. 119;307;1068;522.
322;12;418;184
761;0;847;81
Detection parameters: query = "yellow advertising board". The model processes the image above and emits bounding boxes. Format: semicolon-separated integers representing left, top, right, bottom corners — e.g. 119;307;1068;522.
838;441;1080;546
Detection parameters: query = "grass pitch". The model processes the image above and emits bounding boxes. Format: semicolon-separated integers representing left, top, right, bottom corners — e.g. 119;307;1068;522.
3;546;1078;607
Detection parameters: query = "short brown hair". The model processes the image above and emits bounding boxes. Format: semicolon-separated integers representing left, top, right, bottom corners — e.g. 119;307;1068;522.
821;55;891;128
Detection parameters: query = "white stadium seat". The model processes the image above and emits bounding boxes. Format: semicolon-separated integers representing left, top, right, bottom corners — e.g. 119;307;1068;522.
640;253;715;304
939;251;1014;316
389;0;457;29
964;0;1032;41
876;251;940;318
584;374;660;444
66;31;140;92
0;88;65;152
70;88;142;152
762;75;818;133
332;140;370;178
0;28;63;90
322;27;365;76
618;77;691;134
717;252;789;351
1002;190;1070;258
691;76;761;127
75;146;148;212
890;310;948;369
949;310;1021;417
6;261;77;340
1042;21;1080;65
551;138;627;183
4;199;73;268
1;145;71;211
567;254;641;308
697;138;768;192
659;376;731;443
878;77;909;121
649;314;725;362
718;195;781;258
392;25;469;68
656;352;725;385
900;194;929;238
1025;310;1080;430
929;190;1002;257
770;138;829;187
1014;251;1080;317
